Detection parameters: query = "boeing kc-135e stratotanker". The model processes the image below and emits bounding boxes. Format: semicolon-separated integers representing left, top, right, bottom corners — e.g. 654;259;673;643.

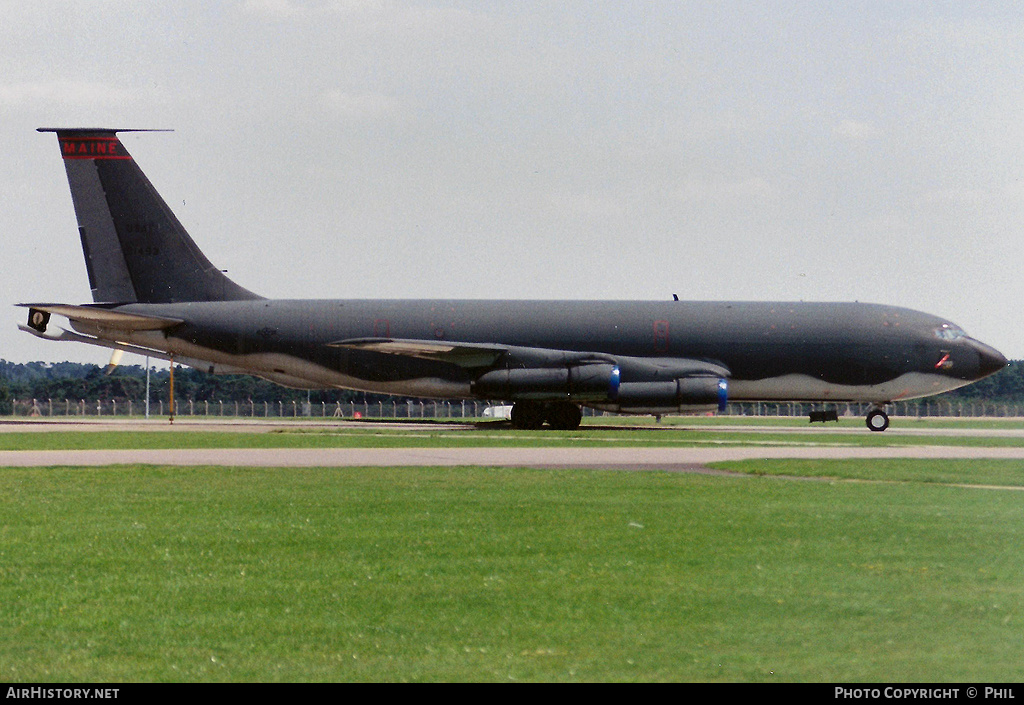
19;128;1007;431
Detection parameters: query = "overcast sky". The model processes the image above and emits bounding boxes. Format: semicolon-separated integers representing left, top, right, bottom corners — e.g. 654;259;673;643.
3;1;1024;365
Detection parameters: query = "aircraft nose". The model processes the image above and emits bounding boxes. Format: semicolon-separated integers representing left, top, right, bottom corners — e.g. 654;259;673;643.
971;339;1008;378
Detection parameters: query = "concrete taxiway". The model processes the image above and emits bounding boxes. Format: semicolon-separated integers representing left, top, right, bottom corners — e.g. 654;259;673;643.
3;418;1024;468
3;444;1024;469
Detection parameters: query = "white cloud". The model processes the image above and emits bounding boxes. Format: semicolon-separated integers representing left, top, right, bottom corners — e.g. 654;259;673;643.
0;81;133;108
832;119;882;140
318;90;400;120
673;176;777;205
922;186;995;207
241;0;395;21
241;0;304;17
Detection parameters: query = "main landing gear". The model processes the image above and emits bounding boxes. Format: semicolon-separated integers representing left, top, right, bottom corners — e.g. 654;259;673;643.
510;401;583;431
865;407;890;432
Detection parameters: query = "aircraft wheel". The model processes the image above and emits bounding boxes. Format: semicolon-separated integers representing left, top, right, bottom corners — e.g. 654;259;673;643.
510;401;546;430
546;402;582;431
865;409;890;432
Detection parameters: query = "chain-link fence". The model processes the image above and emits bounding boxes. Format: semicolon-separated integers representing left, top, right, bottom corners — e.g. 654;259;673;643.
5;398;1021;419
7;398;501;419
722;401;1022;418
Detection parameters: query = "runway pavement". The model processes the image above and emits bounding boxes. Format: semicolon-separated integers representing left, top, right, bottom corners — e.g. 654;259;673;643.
4;418;1024;469
4;438;1024;469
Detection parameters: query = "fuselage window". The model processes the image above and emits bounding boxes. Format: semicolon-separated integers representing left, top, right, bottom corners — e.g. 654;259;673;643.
935;324;967;341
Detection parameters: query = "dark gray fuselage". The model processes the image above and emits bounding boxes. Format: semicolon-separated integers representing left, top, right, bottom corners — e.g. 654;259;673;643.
96;298;1004;406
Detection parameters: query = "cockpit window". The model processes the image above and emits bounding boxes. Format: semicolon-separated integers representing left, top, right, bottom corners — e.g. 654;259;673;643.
935;323;967;341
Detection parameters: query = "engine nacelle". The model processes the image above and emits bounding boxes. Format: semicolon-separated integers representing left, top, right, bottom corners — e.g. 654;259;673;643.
605;377;728;414
472;364;621;401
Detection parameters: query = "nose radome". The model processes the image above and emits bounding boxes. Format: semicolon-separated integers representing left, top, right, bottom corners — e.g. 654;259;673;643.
973;340;1008;378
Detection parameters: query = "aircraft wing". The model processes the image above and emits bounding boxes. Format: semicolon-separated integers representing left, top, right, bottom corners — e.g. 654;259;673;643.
330;337;731;381
328;337;507;368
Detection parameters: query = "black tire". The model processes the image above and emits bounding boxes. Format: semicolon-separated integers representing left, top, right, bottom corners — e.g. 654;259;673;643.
866;409;890;432
546;402;583;431
510;401;546;430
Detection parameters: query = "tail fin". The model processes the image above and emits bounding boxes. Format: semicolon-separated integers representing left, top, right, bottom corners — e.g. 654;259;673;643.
39;128;261;304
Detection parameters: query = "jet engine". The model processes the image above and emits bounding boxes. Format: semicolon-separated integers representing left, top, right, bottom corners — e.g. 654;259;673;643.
471;363;621;401
605;377;728;414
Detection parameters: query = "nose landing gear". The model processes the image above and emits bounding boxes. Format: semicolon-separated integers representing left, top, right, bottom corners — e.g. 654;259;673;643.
866;407;890;432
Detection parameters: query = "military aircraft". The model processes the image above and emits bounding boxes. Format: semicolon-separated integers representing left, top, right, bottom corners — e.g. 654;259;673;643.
19;128;1007;431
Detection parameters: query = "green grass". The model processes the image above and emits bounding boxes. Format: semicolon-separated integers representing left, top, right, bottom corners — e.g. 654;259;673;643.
2;462;1024;681
718;457;1024;487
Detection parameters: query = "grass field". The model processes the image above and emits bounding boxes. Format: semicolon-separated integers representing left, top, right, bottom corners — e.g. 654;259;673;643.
2;441;1024;681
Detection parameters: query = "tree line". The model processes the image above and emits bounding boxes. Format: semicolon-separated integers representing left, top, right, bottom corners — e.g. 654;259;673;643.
1;358;1022;416
0;360;382;415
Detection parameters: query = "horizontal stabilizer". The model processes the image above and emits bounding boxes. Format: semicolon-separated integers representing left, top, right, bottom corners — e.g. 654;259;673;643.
329;337;506;368
38;128;172;134
18;303;183;331
19;323;173;361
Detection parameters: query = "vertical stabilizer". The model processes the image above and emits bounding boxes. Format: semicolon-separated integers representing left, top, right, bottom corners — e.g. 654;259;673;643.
40;128;261;303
